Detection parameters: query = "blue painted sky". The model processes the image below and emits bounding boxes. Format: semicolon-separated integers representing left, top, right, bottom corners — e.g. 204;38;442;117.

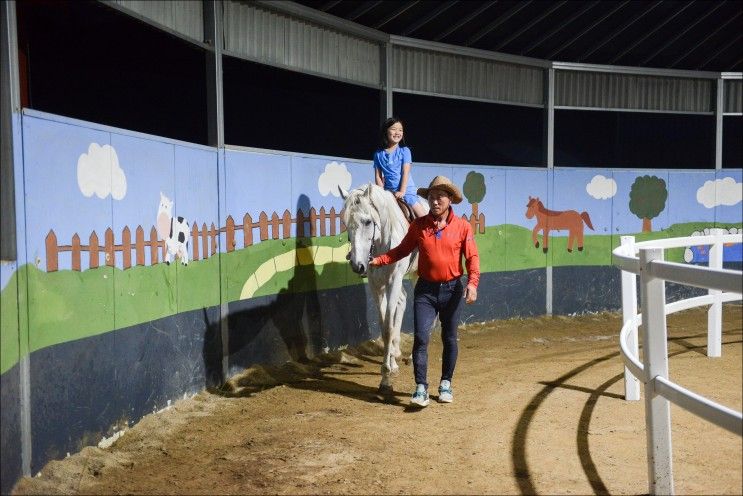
3;112;742;280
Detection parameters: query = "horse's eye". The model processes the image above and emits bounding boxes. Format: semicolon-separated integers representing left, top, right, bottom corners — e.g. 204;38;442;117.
364;220;372;226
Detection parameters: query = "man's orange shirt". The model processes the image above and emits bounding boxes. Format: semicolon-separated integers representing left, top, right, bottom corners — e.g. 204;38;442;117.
374;208;480;288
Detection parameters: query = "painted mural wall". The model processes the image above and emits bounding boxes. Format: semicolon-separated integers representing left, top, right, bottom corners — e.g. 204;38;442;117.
1;109;741;492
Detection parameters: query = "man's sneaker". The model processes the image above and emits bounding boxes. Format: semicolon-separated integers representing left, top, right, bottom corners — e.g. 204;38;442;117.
410;384;429;407
438;380;453;403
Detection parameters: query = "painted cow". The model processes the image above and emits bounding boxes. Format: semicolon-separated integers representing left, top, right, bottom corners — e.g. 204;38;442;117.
156;192;190;265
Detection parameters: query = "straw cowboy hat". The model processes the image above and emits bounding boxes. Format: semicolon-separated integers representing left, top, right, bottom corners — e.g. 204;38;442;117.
417;175;463;204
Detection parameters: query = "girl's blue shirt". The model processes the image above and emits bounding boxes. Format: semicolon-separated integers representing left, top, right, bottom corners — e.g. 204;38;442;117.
373;145;417;196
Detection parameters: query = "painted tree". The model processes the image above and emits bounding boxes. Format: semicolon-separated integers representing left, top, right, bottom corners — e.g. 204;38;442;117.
629;175;667;232
463;171;486;218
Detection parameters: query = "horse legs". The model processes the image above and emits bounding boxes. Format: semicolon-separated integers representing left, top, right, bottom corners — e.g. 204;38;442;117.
567;230;575;252
577;226;584;251
378;270;406;394
532;225;541;248
542;227;549;253
374;288;394;393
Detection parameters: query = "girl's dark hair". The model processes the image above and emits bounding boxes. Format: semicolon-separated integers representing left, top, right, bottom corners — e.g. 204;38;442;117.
380;117;406;148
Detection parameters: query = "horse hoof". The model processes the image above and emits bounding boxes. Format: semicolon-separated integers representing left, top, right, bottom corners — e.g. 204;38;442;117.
378;384;393;395
535;242;540;248
165;261;170;265
578;246;583;251
543;248;548;253
567;248;572;253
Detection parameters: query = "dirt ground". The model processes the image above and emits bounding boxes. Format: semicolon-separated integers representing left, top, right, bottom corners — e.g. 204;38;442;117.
13;305;743;495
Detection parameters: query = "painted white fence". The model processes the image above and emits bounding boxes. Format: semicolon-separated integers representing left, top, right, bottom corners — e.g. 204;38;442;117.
612;228;743;495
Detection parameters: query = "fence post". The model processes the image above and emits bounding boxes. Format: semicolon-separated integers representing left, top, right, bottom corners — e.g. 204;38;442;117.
621;236;640;401
270;212;280;240
282;210;292;239
90;231;100;269
121;227;131;269
192;223;200;261
105;228;115;267
258;212;268;241
477;213;485;234
707;228;723;357
46;230;58;272
71;234;81;271
149;227;159;265
328;207;337;236
225;216;235;252
309;208;317;237
243;213;253;247
319;207;327;236
296;210;305;238
202;223;209;260
639;247;674;496
210;223;217;255
135;227;144;266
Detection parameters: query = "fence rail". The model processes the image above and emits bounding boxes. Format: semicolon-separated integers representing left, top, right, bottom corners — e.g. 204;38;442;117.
613;229;742;495
45;207;346;272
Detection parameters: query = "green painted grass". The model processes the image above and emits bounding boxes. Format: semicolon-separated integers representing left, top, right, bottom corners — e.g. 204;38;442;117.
1;221;739;373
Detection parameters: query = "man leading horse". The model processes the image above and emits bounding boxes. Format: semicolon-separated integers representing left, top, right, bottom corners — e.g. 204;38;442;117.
370;176;480;408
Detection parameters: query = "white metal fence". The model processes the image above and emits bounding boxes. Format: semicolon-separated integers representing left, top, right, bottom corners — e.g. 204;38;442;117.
612;228;743;495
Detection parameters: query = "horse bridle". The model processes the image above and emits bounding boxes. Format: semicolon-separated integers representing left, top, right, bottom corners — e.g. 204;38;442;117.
367;220;377;263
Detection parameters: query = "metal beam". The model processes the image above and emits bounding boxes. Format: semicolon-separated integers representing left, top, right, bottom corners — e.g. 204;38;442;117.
547;0;630;60
640;0;726;65
579;0;664;62
400;1;457;37
670;12;741;68
348;0;382;21
493;1;567;52
698;33;743;71
433;1;496;42
318;0;342;12
373;0;419;30
520;1;598;55
609;0;695;65
464;1;532;47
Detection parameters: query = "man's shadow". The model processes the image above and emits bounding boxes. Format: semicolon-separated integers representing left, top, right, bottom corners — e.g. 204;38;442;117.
202;193;373;399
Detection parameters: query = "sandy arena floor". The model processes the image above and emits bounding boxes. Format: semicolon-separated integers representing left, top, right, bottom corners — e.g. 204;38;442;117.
12;305;743;495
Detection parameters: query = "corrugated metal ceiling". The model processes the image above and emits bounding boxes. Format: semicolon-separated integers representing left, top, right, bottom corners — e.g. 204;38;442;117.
293;0;743;72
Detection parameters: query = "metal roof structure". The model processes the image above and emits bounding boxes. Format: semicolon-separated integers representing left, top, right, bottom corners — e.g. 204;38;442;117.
293;0;743;72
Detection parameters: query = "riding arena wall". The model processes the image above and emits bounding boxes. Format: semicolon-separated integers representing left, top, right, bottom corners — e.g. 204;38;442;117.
1;109;741;493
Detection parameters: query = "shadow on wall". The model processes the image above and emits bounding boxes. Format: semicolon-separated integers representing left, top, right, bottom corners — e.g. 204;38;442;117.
201;194;370;387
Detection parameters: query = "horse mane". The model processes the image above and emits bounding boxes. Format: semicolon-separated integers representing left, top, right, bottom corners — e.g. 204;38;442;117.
342;184;408;250
529;197;563;217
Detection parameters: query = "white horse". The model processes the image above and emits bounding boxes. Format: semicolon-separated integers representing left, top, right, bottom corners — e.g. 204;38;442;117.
340;184;426;394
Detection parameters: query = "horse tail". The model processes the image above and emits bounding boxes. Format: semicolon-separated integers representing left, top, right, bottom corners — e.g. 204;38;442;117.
581;212;594;231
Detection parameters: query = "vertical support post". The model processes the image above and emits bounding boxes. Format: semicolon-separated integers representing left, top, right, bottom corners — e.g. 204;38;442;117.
203;0;224;148
2;0;32;479
544;66;554;316
714;78;723;170
639;248;674;495
707;228;723;357
204;1;227;382
380;40;392;121
621;236;640;401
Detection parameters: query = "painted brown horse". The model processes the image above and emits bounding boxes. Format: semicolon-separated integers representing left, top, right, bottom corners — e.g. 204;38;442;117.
525;196;594;253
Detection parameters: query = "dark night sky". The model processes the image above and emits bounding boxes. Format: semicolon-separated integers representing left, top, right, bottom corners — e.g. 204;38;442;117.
16;0;742;168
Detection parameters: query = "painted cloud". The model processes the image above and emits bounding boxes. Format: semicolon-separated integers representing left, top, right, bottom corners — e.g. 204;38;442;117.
696;177;742;208
586;174;617;200
318;161;352;197
77;143;127;200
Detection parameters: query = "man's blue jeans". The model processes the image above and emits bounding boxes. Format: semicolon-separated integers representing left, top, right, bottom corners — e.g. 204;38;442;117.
412;277;464;388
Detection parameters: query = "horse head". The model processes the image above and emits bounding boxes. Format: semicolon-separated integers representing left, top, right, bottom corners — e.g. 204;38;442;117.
340;184;381;276
525;196;540;219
